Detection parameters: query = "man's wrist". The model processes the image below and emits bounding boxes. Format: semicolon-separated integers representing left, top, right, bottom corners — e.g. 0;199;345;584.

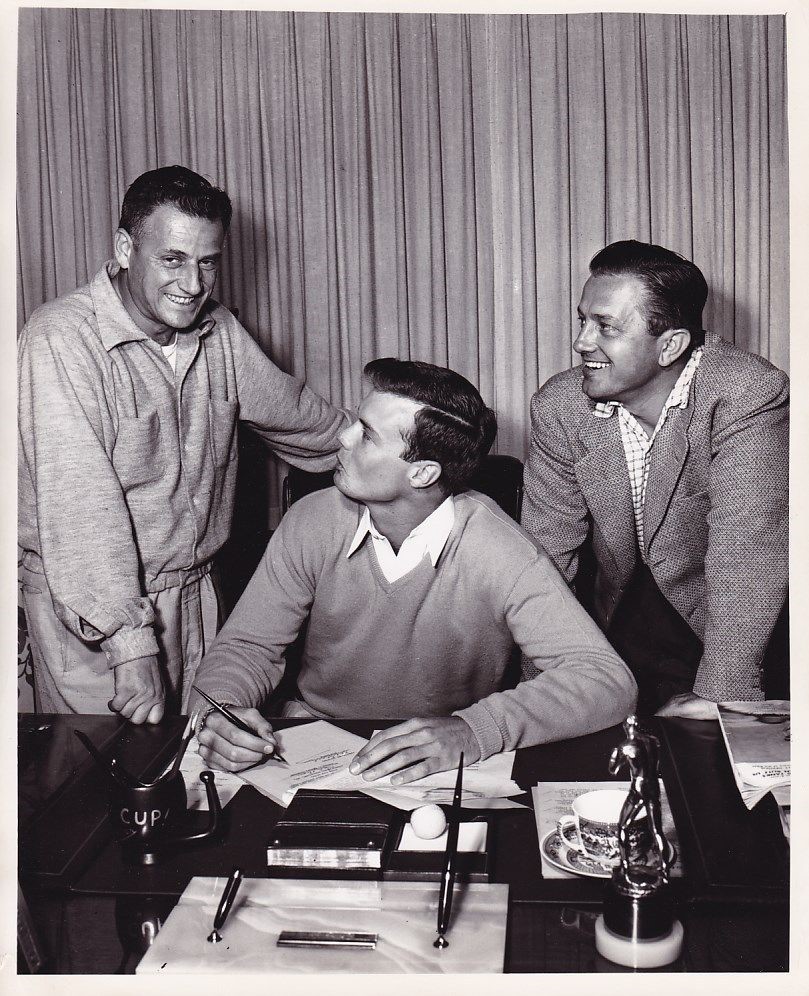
194;705;217;737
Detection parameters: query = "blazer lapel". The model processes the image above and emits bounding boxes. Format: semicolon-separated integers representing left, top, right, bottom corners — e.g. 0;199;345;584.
574;413;637;576
643;403;693;557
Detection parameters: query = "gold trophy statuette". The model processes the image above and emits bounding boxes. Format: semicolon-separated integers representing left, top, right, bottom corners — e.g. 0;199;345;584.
594;715;684;968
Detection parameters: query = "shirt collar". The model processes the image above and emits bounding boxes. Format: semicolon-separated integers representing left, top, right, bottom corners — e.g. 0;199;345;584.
90;260;218;352
592;346;704;420
346;495;456;566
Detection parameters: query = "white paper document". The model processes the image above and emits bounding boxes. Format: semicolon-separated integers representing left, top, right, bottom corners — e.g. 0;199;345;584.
240;720;523;809
717;700;791;810
240;721;368;806
177;739;245;811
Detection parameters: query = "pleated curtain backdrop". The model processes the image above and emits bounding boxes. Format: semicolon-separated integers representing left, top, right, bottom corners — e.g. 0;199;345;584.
17;9;789;522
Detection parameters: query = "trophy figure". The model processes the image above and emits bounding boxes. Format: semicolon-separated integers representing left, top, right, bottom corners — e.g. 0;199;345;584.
594;715;684;968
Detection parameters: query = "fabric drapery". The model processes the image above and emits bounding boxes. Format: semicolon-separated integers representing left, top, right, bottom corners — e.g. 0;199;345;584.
17;10;788;523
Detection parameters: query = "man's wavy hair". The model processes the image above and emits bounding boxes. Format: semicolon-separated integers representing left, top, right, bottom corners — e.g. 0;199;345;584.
364;358;497;495
119;165;233;241
590;240;708;351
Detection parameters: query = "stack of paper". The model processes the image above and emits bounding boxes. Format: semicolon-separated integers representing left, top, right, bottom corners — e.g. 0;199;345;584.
717;701;790;812
241;720;523;810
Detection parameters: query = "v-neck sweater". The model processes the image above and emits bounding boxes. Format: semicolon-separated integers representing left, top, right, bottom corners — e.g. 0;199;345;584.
195;488;636;758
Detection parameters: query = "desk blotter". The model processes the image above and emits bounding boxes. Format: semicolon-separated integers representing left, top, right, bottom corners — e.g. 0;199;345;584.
136;876;508;973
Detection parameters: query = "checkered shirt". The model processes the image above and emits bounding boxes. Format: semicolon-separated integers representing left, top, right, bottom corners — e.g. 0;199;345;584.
592;348;704;559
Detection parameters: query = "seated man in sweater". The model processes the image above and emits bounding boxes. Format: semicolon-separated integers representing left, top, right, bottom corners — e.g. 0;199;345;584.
191;359;637;782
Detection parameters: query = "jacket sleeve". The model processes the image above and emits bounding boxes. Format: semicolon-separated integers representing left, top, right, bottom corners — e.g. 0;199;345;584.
521;382;590;585
454;552;637;759
190;506;316;708
17;328;158;666
692;368;789;701
229;320;349;471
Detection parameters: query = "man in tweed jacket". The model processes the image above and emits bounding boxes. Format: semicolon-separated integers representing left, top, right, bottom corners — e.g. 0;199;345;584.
521;241;788;719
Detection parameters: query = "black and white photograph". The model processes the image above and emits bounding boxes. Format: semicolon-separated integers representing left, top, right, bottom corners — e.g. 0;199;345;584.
11;1;807;987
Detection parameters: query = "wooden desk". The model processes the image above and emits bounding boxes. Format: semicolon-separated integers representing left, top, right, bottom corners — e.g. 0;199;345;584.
18;715;789;973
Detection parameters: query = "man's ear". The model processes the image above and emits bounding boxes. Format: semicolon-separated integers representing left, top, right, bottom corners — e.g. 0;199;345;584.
407;460;442;490
113;228;134;271
657;328;691;368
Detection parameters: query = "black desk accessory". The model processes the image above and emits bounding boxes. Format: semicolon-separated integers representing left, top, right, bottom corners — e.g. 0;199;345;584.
192;686;288;765
267;790;395;874
74;729;224;866
434;752;463;949
74;730;142;789
594;716;683;968
208;867;244;942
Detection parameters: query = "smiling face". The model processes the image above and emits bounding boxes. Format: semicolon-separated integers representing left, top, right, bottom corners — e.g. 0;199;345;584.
574;273;673;411
113;203;225;344
333;389;430;505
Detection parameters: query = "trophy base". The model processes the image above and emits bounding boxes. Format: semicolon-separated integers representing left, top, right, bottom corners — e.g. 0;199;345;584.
595;915;683;969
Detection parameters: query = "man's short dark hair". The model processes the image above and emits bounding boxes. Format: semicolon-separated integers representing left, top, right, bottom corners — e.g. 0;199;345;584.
364;358;497;494
119;165;233;241
589;240;708;349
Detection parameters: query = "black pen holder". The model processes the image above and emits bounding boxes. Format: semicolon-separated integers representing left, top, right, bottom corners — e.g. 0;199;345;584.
110;770;223;866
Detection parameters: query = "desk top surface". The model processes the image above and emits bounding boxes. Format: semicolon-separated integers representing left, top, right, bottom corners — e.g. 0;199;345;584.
19;713;788;901
18;713;790;973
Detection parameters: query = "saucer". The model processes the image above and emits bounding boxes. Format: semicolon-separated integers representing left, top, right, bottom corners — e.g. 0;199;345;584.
540;828;614;879
541;828;678;880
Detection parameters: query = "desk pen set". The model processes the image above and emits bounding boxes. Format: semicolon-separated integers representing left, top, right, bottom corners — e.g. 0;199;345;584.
208;753;463;950
135;751;515;972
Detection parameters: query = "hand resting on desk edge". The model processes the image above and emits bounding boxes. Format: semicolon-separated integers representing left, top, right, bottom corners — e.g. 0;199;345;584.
197;709;480;780
655;692;717;721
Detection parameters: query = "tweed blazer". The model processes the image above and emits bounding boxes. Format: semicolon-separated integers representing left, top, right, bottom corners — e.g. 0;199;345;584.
521;334;789;702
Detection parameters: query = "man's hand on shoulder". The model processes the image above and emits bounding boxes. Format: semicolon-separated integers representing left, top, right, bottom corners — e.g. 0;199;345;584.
655;692;718;721
109;655;165;725
348;716;481;784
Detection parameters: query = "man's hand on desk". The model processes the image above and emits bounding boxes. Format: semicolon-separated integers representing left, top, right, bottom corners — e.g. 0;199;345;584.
348;716;481;784
197;708;280;772
109;655;165;724
655;691;718;721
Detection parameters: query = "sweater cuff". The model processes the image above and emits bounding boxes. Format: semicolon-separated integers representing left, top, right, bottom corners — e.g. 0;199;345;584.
101;626;160;668
453;703;504;761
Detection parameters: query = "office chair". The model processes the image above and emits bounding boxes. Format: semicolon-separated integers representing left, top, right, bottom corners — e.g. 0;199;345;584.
282;453;524;522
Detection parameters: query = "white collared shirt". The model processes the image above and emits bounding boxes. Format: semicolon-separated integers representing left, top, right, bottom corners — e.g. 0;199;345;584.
592;347;703;558
347;495;456;583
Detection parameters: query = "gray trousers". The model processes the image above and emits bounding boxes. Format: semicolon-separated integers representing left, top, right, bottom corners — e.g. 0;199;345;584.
20;560;219;715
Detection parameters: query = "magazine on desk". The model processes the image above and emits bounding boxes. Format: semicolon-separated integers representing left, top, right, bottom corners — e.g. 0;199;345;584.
716;701;790;823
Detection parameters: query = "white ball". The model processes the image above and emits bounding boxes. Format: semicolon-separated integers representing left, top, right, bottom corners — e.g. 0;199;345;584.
409;804;447;840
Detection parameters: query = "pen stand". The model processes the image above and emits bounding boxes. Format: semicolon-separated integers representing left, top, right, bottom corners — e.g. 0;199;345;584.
594;716;683;969
110;769;223;867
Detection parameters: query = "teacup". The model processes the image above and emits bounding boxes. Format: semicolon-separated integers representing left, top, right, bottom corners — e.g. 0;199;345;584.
557;789;649;862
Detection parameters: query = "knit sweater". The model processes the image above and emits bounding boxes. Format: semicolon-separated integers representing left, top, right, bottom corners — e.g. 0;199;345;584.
194;488;637;758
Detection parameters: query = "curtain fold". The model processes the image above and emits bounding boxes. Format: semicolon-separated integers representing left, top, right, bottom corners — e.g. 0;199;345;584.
17;9;789;520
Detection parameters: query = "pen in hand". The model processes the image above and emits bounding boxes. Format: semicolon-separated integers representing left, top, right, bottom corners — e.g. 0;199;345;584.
192;686;289;765
434;751;464;949
207;867;244;943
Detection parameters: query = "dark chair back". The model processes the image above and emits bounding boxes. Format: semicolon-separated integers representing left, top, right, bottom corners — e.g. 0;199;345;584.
282;454;523;522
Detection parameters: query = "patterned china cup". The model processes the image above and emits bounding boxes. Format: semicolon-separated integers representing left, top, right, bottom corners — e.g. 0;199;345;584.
557;789;649;862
